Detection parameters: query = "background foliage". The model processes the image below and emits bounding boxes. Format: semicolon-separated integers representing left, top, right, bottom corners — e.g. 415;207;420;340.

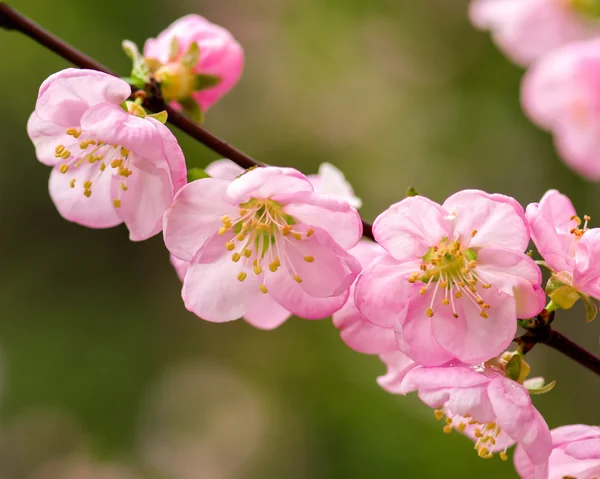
1;0;599;477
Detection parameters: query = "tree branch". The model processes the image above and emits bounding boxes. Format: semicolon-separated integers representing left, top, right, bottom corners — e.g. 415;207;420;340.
0;2;374;239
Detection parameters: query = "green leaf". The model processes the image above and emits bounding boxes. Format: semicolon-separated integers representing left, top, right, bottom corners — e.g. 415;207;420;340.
122;40;151;86
147;111;168;124
194;73;222;91
182;43;200;69
581;293;598;322
187;168;210;182
169;37;180;62
121;76;146;90
406;186;419;197
180;97;204;123
526;379;557;395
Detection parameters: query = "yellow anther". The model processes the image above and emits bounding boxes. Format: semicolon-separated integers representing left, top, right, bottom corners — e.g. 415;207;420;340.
292;233;302;241
69;179;76;188
455;291;462;298
243;249;252;258
239;209;248;216
55;145;65;155
420;264;428;271
453;313;459;319
434;409;444;420
66;128;81;137
477;448;489;458
238;271;247;282
485;422;497;430
260;284;268;294
489;437;496;446
231;252;241;262
442;298;450;305
480;310;489;319
408;272;419;283
293;275;303;283
443;425;453;434
79;141;89;149
253;260;262;275
100;163;107;171
457;423;466;433
281;225;292;236
474;429;484;438
471;229;478;237
225;242;235;251
83;180;92;189
306;228;314;237
110;159;123;168
468;260;477;269
83;189;92;198
468;419;477;425
60;150;70;159
420;287;427;295
499;452;508;462
120;182;128;191
59;164;69;174
113;199;121;208
121;147;130;156
426;308;434;317
221;215;231;225
218;227;227;235
269;259;279;272
445;418;453;425
304;256;314;263
236;233;245;241
482;283;492;289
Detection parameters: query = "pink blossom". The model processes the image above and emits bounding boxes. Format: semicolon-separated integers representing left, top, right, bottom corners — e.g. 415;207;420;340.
526;189;600;301
355;190;544;366
514;424;600;479
399;363;552;465
521;38;600;180
308;163;362;209
163;166;362;325
376;350;418;393
144;14;244;112
332;240;398;354
469;0;600;66
27;69;187;241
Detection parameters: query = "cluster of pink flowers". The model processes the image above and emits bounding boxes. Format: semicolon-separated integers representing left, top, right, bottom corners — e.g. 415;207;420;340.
471;0;600;180
23;10;600;479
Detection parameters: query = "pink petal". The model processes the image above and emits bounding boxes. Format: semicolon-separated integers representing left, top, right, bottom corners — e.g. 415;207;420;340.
397;294;455;366
163;178;238;262
551;424;600;448
308;163;362;209
488;377;552;465
149;117;187;193
432;285;517;365
400;366;491;395
182;232;260;322
574;228;600;299
280;191;362;250
554;114;600;180
264;268;349;319
205;158;245;180
476;247;545;318
446;386;495;424
35;68;130;127
243;293;291;330
116;158;174;241
48;163;122;229
280;225;360;298
373;196;451;262
539;189;578;233
566;438;600;460
27;113;74;167
442;190;529;252
354;255;419;329
226;167;313;204
170;254;189;282
513;444;549;479
376;351;418;394
80;104;164;163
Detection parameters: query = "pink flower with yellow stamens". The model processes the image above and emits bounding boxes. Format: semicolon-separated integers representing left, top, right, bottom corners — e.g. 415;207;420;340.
27;68;187;241
355;190;544;366
163;166;362;324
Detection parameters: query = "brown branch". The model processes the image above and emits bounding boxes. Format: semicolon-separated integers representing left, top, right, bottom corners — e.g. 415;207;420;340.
0;2;374;239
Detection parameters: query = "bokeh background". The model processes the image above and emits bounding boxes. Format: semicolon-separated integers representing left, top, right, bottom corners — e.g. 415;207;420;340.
1;0;599;477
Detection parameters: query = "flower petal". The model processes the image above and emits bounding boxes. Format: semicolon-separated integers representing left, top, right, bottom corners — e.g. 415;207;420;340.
574;228;600;299
205;158;245;180
35;68;130;127
280;191;362;249
476;247;545;318
565;438;600;460
308;162;362;209
170;254;189;282
432;285;517;365
48;163;122;229
442;190;529;252
148;117;187;192
226;166;313;204
373;196;451;261
163;178;237;262
400;365;491;395
243;293;291;330
376;351;418;394
27;113;74;166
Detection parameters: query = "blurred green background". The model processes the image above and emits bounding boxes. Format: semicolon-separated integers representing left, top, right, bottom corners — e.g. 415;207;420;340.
1;0;599;477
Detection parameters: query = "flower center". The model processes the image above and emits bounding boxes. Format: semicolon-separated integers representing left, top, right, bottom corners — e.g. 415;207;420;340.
434;409;508;461
217;198;315;293
408;233;491;319
55;128;133;208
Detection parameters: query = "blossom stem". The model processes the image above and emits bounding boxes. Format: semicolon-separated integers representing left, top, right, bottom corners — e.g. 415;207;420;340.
0;2;375;240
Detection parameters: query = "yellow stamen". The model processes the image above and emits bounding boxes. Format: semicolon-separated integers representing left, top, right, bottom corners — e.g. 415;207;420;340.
306;228;314;237
292;232;302;241
293;275;303;283
225;242;235;251
443;425;452;434
426;308;434;317
304;256;314;263
83;189;92;198
500;452;508;462
218;227;227;235
231;252;241;262
59;164;69;174
100;163;107;171
434;409;444;420
113;199;121;208
238;271;247;282
260;284;268;294
253;260;262;275
120;182;128;191
69;179;76;188
480;310;489;319
243;249;252;258
83;180;92;189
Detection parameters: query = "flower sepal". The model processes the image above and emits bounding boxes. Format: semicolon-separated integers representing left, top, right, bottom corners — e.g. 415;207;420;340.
546;275;580;310
121;40;151;90
501;352;531;384
523;377;557;395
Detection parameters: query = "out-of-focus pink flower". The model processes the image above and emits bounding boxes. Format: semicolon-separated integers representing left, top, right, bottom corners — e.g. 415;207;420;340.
355;190;544;366
399;363;552;466
514;424;600;479
144;14;243;112
521;39;600;180
164;166;362;326
332;240;397;354
27;69;187;241
526;189;600;303
469;0;600;66
308;163;362;209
